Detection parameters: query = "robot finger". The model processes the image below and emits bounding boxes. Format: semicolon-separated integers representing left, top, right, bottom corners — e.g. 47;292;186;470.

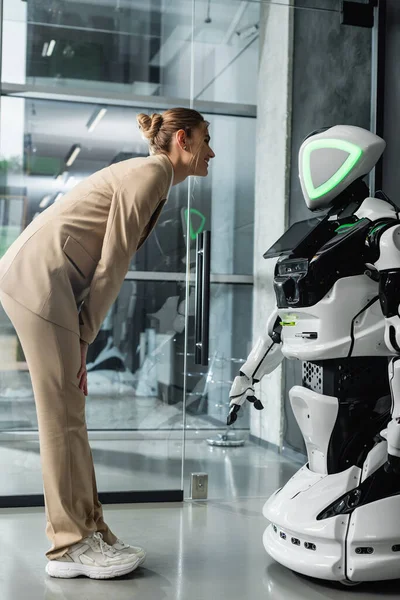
247;395;264;410
227;404;241;426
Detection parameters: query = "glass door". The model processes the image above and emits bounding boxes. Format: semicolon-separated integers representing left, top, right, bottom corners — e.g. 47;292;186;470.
180;0;259;499
180;117;256;498
0;94;192;503
0;0;260;506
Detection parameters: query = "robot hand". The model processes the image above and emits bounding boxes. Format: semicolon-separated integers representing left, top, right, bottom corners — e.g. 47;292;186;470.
226;310;284;426
227;374;264;425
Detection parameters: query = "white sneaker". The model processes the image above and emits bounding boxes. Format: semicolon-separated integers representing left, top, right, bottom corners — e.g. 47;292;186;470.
112;538;147;566
45;532;140;579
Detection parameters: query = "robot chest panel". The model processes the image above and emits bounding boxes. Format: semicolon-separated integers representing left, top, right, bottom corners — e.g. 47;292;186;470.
279;275;387;361
274;219;372;309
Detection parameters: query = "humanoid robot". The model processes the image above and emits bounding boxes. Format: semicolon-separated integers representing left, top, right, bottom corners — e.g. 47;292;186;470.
227;125;400;585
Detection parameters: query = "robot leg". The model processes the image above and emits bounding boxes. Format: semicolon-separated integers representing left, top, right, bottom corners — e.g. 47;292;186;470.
385;357;400;473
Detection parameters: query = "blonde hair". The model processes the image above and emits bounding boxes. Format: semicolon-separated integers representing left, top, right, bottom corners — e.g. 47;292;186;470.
137;107;207;155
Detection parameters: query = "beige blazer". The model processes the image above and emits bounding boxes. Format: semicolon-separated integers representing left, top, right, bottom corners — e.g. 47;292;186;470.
0;153;173;344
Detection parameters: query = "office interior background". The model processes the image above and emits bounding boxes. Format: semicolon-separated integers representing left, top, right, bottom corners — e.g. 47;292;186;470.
2;1;400;598
0;0;385;498
0;0;383;498
0;0;263;503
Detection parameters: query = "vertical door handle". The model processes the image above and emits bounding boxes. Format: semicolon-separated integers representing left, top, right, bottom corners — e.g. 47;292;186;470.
194;231;211;366
200;230;211;365
194;233;203;364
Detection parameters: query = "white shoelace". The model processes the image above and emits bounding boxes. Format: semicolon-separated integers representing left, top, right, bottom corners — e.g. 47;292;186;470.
92;532;117;555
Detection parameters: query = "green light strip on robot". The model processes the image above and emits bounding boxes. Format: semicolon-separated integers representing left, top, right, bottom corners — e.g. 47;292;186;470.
280;314;297;327
369;223;387;236
335;223;358;232
303;139;363;200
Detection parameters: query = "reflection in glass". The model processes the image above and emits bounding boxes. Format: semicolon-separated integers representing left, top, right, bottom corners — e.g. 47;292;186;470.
193;0;260;104
0;96;255;277
85;281;252;430
0;281;251;432
0;96;254;434
135;113;256;275
0;195;27;258
3;0;260;106
0;0;258;498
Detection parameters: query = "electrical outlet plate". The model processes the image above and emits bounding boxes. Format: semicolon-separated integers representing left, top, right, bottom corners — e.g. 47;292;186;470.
190;473;208;499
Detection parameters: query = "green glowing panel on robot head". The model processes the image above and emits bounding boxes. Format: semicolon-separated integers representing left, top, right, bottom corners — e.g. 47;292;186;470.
302;139;363;201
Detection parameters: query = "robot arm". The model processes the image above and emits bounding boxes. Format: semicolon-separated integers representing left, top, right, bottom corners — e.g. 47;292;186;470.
373;224;400;471
374;224;400;354
227;309;284;425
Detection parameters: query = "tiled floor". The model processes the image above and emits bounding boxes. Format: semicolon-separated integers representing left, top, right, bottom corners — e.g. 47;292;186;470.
0;436;296;498
3;497;400;600
0;443;399;599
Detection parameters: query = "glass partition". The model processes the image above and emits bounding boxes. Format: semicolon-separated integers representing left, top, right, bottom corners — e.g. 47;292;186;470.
0;91;192;500
0;0;374;504
2;0;259;108
0;0;260;499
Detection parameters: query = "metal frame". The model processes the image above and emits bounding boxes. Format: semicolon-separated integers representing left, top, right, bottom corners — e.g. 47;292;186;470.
194;231;211;366
0;0;2;163
0;0;2;99
0;0;255;508
0;428;248;442
0;490;183;509
370;0;386;194
124;271;253;284
1;82;257;119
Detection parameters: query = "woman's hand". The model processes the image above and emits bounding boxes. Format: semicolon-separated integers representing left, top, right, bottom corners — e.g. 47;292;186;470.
77;340;89;396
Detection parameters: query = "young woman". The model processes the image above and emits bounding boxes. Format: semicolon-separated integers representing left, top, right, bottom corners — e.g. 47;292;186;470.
0;107;215;579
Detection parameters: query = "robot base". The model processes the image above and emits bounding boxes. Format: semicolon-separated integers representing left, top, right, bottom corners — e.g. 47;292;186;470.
263;457;400;584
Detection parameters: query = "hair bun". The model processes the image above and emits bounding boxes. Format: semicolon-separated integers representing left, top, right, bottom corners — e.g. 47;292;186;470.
137;113;163;141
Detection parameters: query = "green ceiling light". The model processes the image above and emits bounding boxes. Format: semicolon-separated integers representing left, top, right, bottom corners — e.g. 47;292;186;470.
184;208;206;240
303;139;363;200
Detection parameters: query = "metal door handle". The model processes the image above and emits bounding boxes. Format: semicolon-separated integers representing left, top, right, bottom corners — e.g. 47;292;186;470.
194;231;211;366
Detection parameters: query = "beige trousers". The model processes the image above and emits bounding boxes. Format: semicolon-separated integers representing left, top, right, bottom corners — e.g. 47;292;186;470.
0;291;117;559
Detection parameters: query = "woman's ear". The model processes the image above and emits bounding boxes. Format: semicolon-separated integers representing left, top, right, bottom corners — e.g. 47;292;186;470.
176;129;187;151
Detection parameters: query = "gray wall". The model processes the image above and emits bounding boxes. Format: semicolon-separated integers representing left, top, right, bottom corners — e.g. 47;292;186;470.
284;1;373;454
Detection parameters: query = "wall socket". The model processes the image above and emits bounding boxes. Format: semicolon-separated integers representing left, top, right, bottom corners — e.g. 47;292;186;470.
190;473;208;499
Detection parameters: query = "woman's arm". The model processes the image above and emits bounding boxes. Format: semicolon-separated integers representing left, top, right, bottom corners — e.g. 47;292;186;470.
79;166;166;344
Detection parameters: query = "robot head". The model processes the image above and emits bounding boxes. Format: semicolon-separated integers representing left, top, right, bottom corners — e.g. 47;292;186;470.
299;125;386;211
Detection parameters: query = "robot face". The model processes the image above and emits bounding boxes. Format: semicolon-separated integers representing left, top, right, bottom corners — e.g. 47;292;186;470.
299;125;386;211
303;139;362;200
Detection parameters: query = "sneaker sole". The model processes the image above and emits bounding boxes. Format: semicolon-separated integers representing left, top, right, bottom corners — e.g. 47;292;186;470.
45;557;140;580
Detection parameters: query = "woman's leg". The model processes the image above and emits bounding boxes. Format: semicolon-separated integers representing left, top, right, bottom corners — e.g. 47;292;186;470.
0;292;117;559
90;447;117;545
